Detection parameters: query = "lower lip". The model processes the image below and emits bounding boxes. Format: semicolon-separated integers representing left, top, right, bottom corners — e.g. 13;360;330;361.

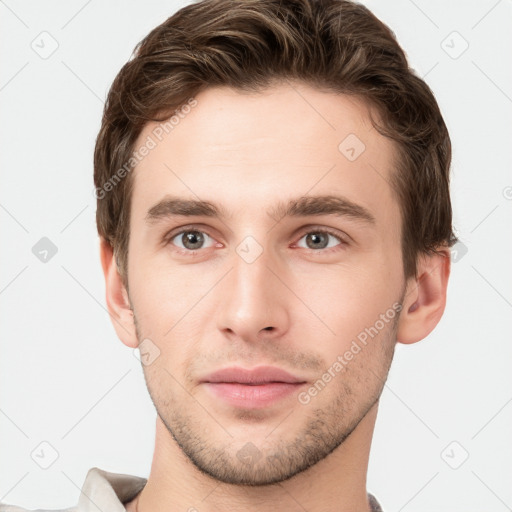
203;382;305;408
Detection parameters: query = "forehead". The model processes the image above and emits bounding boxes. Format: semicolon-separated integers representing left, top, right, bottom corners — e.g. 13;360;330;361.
130;82;400;233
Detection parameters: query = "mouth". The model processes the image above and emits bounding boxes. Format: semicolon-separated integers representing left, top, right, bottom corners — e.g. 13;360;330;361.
200;365;307;408
201;365;306;384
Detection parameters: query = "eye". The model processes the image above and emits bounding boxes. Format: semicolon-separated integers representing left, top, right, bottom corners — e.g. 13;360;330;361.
169;229;217;252
295;229;345;252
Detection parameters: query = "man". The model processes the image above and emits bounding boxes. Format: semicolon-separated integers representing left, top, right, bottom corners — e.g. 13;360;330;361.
1;0;456;510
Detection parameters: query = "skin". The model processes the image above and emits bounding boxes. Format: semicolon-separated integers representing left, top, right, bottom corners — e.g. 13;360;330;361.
100;81;450;512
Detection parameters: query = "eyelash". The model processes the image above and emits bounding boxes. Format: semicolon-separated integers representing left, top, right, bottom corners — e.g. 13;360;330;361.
164;225;348;256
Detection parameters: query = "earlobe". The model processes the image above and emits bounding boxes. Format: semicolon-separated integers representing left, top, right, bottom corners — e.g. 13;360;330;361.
397;249;451;345
99;237;139;348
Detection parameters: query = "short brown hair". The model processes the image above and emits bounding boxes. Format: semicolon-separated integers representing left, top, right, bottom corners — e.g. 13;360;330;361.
94;0;457;289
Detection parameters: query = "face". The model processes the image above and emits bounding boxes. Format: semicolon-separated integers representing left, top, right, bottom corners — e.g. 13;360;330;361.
126;82;406;485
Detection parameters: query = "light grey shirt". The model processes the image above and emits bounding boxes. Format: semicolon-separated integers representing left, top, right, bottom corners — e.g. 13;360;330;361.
0;467;383;511
0;467;146;512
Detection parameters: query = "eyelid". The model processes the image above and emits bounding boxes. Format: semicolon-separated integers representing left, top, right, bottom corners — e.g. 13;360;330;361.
294;225;349;241
292;226;349;252
165;224;221;250
164;224;350;254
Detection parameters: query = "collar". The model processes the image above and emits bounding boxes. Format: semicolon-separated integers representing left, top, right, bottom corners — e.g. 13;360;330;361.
76;467;147;511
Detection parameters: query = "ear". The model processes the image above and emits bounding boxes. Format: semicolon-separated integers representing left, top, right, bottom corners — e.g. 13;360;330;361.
99;237;139;348
396;248;451;344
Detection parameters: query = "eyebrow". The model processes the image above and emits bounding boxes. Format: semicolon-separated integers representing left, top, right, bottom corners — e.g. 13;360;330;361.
145;194;376;226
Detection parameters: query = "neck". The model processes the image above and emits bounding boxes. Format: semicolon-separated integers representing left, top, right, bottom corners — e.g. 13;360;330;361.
133;403;379;512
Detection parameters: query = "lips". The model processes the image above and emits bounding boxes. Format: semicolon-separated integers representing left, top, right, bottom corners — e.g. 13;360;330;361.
201;365;306;385
201;366;307;409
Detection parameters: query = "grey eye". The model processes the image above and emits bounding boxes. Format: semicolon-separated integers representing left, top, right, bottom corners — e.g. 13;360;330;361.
296;231;342;250
172;230;214;250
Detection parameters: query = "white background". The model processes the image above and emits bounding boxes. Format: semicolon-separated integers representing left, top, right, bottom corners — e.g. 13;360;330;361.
1;0;511;510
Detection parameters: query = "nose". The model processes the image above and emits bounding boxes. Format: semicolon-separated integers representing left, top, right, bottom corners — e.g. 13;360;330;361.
216;242;290;343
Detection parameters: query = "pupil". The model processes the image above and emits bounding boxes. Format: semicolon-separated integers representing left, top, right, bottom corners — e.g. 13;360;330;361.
183;231;204;250
307;233;328;249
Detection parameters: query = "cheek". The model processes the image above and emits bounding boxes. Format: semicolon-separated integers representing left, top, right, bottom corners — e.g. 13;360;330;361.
288;266;401;389
291;260;399;334
128;244;195;321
